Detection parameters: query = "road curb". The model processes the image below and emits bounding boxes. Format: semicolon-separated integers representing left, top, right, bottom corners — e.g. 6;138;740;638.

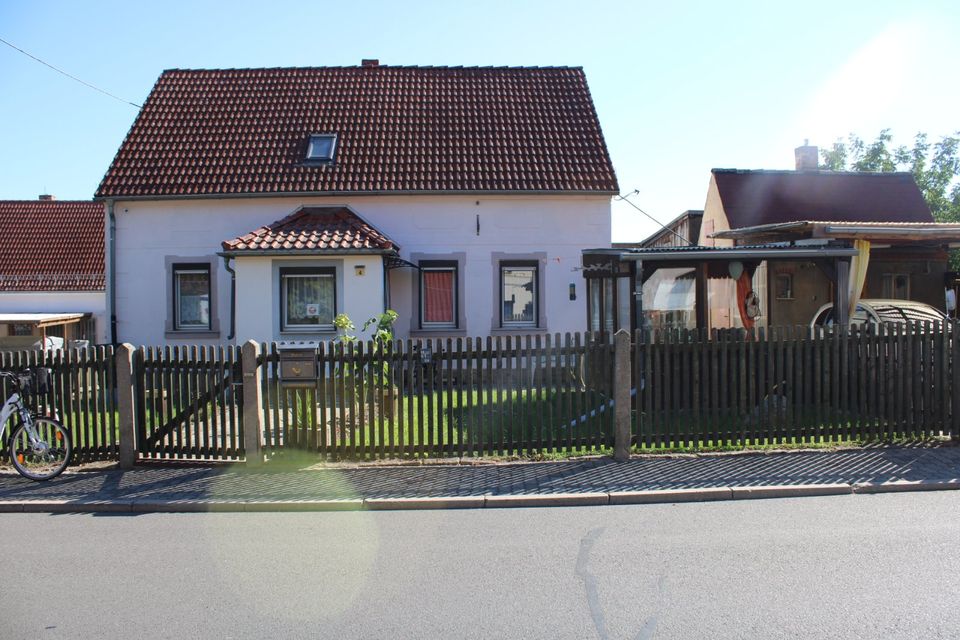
364;496;485;510
4;479;959;514
484;493;609;508
247;499;364;512
609;487;732;504
22;500;133;513
853;480;960;494
130;499;246;513
731;484;853;499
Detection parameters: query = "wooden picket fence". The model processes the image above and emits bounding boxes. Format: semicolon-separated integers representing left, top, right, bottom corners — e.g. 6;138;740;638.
0;346;118;463
258;334;616;460
2;322;959;468
633;321;960;448
132;346;244;461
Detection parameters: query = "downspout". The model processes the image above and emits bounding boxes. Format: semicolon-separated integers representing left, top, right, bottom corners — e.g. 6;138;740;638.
222;255;236;341
382;255;390;312
107;200;117;345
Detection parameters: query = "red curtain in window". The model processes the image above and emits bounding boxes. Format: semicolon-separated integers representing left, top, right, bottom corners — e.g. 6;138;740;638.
423;270;454;323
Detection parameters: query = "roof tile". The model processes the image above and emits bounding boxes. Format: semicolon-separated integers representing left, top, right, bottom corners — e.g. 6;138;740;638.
0;201;104;291
97;66;619;198
222;206;398;254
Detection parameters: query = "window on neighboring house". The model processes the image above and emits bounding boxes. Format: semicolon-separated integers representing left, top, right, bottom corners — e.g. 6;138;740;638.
882;273;910;300
173;264;211;330
281;267;336;331
775;273;794;300
10;323;33;336
500;262;538;328
420;262;458;329
306;134;338;162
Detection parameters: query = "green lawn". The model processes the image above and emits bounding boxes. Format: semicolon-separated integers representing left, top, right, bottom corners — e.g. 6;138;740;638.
263;387;616;457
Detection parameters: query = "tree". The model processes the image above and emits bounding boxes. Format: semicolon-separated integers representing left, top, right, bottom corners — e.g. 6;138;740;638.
820;129;960;267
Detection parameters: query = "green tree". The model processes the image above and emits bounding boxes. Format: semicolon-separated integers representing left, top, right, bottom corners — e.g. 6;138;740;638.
820;129;960;267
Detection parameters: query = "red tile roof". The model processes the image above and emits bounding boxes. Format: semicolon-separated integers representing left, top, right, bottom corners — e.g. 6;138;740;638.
713;170;933;229
96;65;619;198
0;200;104;291
221;207;398;254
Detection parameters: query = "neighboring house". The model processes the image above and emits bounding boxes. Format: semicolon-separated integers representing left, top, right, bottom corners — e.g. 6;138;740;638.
581;144;960;333
96;62;618;345
617;210;702;250
599;210;703;331
0;197;106;349
700;144;948;327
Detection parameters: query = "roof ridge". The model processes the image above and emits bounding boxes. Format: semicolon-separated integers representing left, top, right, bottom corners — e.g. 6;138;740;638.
161;65;585;73
0;200;100;204
711;168;916;177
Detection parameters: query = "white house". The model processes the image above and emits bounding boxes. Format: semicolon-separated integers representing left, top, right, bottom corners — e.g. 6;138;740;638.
96;62;618;345
0;197;106;348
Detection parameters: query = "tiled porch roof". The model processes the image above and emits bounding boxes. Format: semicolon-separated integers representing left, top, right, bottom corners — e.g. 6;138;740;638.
221;207;398;254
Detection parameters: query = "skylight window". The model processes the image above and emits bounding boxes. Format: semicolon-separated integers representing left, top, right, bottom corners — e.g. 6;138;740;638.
306;134;337;162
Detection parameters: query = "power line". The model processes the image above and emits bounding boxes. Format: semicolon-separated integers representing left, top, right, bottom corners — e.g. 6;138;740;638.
614;190;691;244
0;36;141;109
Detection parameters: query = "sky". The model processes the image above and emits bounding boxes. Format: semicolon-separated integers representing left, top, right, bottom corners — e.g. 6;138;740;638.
1;0;958;241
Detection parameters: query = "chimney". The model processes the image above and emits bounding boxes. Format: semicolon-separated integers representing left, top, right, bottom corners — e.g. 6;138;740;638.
38;194;55;201
361;59;380;68
794;140;819;171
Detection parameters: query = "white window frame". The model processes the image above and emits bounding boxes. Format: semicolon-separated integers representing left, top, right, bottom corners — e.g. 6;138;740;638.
500;262;539;328
420;264;458;329
173;266;211;331
280;268;336;331
306;133;338;161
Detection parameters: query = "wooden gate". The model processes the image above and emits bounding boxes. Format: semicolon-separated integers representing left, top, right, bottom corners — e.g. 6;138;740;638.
133;346;245;460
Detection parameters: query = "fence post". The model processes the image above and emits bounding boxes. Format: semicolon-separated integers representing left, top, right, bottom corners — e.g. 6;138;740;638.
242;340;264;465
116;343;137;470
614;329;632;462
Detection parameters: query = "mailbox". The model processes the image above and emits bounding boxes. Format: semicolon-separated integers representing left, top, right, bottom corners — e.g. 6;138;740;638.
277;342;319;387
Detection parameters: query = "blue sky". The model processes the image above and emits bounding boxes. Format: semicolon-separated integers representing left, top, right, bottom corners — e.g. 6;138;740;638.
1;0;958;240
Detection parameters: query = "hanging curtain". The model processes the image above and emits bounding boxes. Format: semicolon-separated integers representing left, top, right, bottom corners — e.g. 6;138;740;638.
736;271;755;330
423;270;454;324
848;239;871;318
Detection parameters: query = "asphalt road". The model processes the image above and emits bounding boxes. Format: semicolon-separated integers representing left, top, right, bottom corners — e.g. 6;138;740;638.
2;492;959;640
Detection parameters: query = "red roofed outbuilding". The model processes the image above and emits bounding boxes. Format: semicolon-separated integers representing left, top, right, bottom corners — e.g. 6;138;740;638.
0;198;105;348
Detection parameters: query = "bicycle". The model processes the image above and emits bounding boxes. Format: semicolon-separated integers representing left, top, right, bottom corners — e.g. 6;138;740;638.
0;368;71;481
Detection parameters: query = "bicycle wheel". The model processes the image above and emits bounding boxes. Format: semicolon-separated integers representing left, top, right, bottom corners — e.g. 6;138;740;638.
8;418;72;481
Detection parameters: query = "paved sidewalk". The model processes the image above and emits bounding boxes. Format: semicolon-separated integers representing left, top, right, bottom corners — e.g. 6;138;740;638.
1;445;959;512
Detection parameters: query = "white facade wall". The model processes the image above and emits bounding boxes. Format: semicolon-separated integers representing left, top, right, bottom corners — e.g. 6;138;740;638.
234;255;384;343
0;291;107;343
112;194;611;345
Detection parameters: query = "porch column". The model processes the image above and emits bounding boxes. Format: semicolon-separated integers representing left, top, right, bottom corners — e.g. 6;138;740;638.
633;259;644;334
695;262;708;330
834;257;850;326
